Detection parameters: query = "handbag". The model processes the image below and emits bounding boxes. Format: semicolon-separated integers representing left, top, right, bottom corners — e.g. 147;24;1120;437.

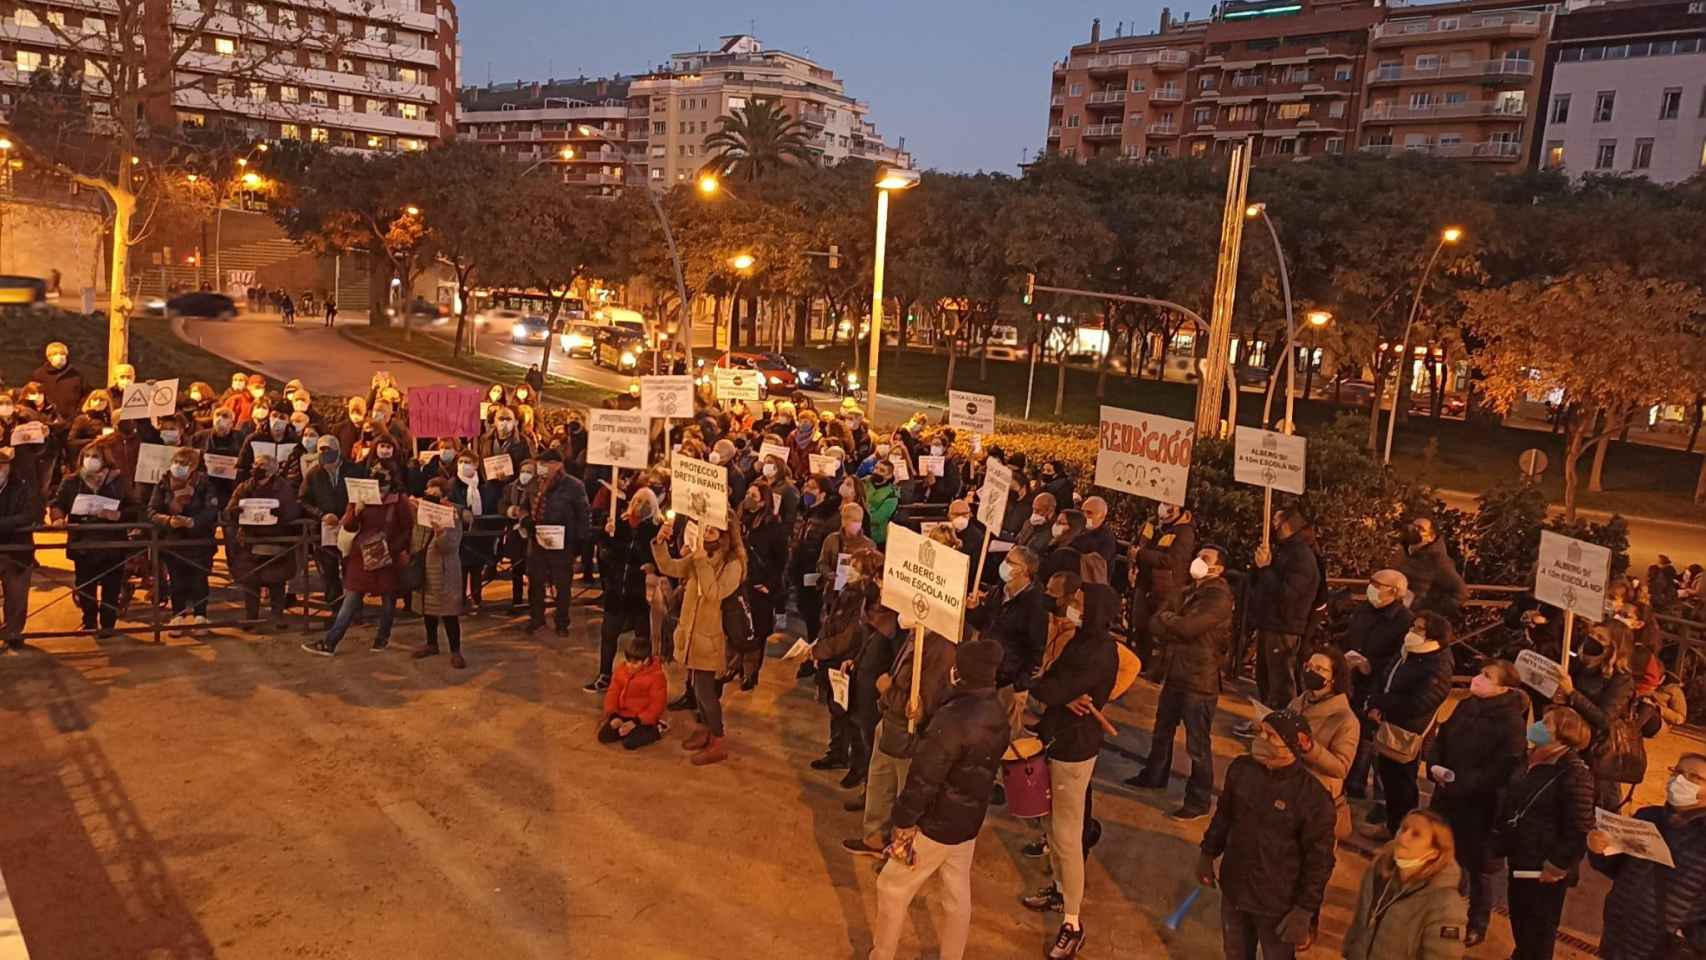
1374;719;1433;764
722;591;756;654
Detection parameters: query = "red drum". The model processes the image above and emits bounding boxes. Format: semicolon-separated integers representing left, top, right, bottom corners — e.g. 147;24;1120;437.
1002;736;1051;819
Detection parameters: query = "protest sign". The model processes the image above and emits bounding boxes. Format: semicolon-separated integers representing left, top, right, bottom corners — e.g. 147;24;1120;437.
827;668;850;710
760;442;791;466
881;523;970;643
250;441;296;465
671;452;729;530
407;386;483;438
977;460;1012;533
1514;649;1564;699
1095;406;1193;506
535;524;565;550
808;454;839;477
640;375;694;418
918;455;945;477
714;367;760;402
682;520;702;555
345;477;382;506
414;498;457;530
71;494;121;516
482;454;514;481
203;453;238;480
134;444;180;485
1595;808;1675;867
119;379;178;421
1536;530;1612;623
948;390;996;436
889;453;911;481
237;498;280;526
587;410;649;470
834;553;852;591
8;421;46;445
1234;427;1307;496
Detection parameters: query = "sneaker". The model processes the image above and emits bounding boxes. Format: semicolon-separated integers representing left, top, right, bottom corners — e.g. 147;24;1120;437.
841;836;885;858
838;768;865;790
301;640;334;657
1124;773;1168;791
809;754;849;771
1022;837;1050;860
582;675;610;693
450;653;467;670
1048;923;1087;958
370;637;390;652
1168;806;1210;823
1020;884;1064;912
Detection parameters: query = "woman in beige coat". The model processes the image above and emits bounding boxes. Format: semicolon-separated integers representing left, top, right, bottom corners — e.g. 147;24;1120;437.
411;478;467;669
1342;809;1467;960
1291;648;1362;841
651;519;746;765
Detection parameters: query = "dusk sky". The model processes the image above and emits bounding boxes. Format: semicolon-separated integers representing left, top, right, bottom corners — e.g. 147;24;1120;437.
461;1;1174;174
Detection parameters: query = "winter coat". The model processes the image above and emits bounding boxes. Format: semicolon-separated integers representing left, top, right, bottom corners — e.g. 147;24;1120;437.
742;510;788;598
967;580;1048;688
599;516;660;617
1138;518;1198;604
410;520;463;617
339;496;414;595
814;580;873;664
51;472;133;565
1428;690;1529;871
788;496;841;587
890;686;1012;846
235;425;302;485
1341;855;1469;960
225;474;303;584
1152;575;1236;697
650;542;745;672
863;478;899;545
603;657;667;725
876;630;957;757
1371;646;1453;734
1495;749;1596;880
1026;624;1118;764
1248;533;1321;636
193;425;248;503
1202;755;1338;916
1397;537;1468;622
815;528;876;587
525;470;591;554
1343;600;1417;705
32;362;87;419
1071;522;1118;571
449;476;503;568
1592;805;1706;960
1288;691;1361;809
147;474;219;567
478;431;534;480
0;470;42;570
1562;665;1636;760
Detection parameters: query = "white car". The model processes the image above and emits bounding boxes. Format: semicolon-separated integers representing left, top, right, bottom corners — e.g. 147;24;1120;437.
474;307;526;337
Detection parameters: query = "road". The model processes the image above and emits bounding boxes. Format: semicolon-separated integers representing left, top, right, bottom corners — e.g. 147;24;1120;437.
1438;490;1706;576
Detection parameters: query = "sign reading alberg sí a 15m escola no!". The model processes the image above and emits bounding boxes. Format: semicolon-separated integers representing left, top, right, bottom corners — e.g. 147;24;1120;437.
1095;406;1194;507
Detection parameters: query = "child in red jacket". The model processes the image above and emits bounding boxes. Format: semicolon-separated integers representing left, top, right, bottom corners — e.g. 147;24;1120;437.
598;634;667;750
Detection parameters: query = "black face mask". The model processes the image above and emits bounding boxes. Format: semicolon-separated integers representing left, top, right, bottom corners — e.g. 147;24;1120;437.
872;475;891;487
1401;528;1423;546
1303;671;1329;692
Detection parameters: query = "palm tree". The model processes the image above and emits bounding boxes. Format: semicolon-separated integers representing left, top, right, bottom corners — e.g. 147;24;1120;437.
701;100;816;182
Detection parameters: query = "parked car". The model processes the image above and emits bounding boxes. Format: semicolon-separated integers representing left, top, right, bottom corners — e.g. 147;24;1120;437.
1331;379;1378;407
715;352;798;391
1410;391;1468;418
166;291;238;320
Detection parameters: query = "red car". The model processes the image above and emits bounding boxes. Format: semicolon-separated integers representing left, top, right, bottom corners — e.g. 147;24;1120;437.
710;352;797;391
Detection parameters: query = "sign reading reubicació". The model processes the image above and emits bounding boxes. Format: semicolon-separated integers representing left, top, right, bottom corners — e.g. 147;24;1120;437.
1535;530;1611;622
670;452;729;530
1094;406;1194;506
1233;427;1307;496
881;523;969;643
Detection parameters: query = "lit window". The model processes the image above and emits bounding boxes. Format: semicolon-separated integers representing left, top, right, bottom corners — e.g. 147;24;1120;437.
398;138;424;152
245;3;264;21
279;85;298;103
308;89;327;106
367;134;388;149
310;127;329;143
1545;142;1564;168
280;123;301;140
214;37;236;56
337;57;354;73
248;82;267;101
216;78;235;98
338;94;354;112
14;9;38;27
399;103;420;120
367;98;385;114
178;111;207;128
398;67;419;84
15;50;41;73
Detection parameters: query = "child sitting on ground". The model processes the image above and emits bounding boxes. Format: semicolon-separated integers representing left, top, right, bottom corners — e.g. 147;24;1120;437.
598;633;667;750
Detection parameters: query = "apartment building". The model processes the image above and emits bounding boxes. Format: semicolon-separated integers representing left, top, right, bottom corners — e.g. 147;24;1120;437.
1048;13;1206;161
1536;0;1706;183
457;78;636;193
0;0;459;151
1360;0;1551;165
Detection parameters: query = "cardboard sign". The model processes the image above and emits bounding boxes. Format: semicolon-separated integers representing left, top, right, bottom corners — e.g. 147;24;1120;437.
1536;530;1612;622
345;477;382;506
249;441;296;466
587;409;649;470
1095;406;1194;507
949;390;995;435
134;444;180;485
407;386;483;438
8;421;47;445
71;493;121;516
119;379;179;421
237;497;279;526
203;453;238;480
482;454;514;481
977;459;1012;533
889;453;911;481
760;442;791;466
1234;427;1307;496
834;552;852;591
414;498;458;530
918;455;945;478
881;523;970;643
1514;649;1563;699
682;519;702;555
535;524;565;550
808;453;839;477
714;367;760;402
640;375;694;419
827;667;850;710
1595;809;1676;867
670;452;729;530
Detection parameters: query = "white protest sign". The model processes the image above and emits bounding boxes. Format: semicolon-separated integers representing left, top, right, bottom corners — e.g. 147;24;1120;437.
134;444;180;485
949;390;996;435
782;637;812;661
587;409;650;470
1234;427;1307;496
1595;808;1676;867
8;421;47;445
977;460;1012;532
482;454;514;481
71;493;121;516
640;375;694;418
714;367;760;402
345;477;382;506
1514;649;1564;699
889;453;911;481
827;667;851;710
250;441;296;465
681;520;702;555
414;498;457;530
535;524;566;550
760;442;791;466
119;379;179;421
1095;406;1194;507
1536;530;1611;623
808;454;839;477
203;453;238;480
834;552;852;591
237;497;279;526
671;452;729;530
881;523;970;643
918;455;945;478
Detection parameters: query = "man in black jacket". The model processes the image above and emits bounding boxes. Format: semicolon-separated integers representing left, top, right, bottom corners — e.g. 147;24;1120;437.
965;544;1046;738
1198;709;1336;960
32;341;87;422
1070;496;1116;569
869;638;1009;960
298;436;365;610
1340;568;1413;799
1395;517;1467;622
0;447;41;650
1246;508;1321;716
946;498;987;572
1129;546;1235;820
1131;502;1197;679
525;450;590;637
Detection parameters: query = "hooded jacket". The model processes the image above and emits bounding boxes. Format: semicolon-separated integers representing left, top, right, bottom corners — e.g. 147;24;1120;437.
1201;755;1337;917
1342;854;1469;960
890;685;1011;845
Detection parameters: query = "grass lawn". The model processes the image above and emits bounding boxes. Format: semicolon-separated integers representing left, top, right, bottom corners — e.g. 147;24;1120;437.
787;344;1706;524
1;309;238;390
342;326;617;409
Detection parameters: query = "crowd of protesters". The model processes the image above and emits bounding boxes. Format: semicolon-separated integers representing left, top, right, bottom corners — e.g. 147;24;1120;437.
4;338;1706;959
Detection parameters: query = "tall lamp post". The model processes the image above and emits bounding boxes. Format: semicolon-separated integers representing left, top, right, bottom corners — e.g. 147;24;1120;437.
1383;226;1463;465
866;167;921;422
1245;202;1299;435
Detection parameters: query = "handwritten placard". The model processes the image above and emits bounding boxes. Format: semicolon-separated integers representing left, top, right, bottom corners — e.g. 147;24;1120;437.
345;477;382;506
535;524;566;550
482;454;514;481
918;455;945;477
203;453;238;480
808;454;839;477
8;421;47;445
71;493;121;517
760;442;791;466
414;498;457;530
407;386;483;439
237;497;280;526
134;444;180;485
119;379;178;421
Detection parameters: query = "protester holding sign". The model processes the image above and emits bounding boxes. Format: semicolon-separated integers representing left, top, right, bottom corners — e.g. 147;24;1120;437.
0;390;45;498
449;450;502;612
1495;705;1596;960
302;467;413;657
409;478;467;670
862;460;899;546
0;447;41;649
649;514;747;766
148;448;218;629
1589;752;1706;960
66;391;116;469
522;451;589;638
48;439;131;636
226;453;303;628
1246;507;1323;714
587;487;661;693
845;623;956;858
807;548;881;782
1363;612;1453;842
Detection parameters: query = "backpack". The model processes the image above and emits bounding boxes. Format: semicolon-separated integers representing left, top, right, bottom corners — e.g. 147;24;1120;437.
1593;700;1649;784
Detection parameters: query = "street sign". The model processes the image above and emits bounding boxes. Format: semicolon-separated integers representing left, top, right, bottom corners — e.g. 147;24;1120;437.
640;375;694;419
881;523;969;643
1094;406;1194;506
714;367;759;402
1234;427;1307;496
948;390;996;435
1535;530;1611;623
670;452;729;530
1518;448;1549;480
586;409;649;470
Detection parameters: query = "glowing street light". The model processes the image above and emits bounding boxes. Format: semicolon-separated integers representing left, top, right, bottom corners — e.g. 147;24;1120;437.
865;166;921;421
559;146;575;160
241;172;261;187
1307;310;1332;328
1383;226;1465;464
404;205;421;216
698;174;720;195
730;253;755;271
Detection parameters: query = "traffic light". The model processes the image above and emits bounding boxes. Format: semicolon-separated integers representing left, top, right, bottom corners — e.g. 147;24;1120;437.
828;244;841;270
1023;272;1035;305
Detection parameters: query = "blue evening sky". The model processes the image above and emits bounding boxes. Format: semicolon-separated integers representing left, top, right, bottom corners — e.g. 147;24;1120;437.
459;1;1175;173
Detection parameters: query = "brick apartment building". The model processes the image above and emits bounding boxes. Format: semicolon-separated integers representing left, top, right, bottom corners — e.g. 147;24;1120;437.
1048;12;1205;161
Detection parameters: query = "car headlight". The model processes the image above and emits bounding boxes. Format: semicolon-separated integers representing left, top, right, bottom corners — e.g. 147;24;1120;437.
620;351;636;367
512;330;527;342
567;334;590;349
768;375;782;385
847;374;860;387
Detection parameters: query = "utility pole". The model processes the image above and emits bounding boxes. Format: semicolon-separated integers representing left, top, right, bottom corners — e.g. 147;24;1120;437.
1193;139;1252;440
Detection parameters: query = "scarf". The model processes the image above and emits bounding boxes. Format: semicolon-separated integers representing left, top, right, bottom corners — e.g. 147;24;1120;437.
531;470;559;524
461;475;482;516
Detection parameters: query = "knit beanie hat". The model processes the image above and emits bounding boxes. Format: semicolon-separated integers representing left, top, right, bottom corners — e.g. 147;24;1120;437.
954;638;1003;690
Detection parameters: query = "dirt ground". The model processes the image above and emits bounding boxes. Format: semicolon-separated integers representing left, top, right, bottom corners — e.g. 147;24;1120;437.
0;551;1656;959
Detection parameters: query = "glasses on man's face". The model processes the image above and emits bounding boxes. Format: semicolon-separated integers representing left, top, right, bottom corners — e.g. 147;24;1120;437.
1672;766;1706;787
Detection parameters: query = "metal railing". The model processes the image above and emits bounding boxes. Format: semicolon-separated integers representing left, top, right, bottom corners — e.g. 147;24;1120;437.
1360;139;1523;159
1087;90;1127;105
1374;11;1542;42
1367;59;1536;84
1362;100;1529;122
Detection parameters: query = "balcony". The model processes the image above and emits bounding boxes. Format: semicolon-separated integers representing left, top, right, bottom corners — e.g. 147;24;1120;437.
1373;11;1542;46
799;108;828;127
1362;100;1529;123
1047;125;1062;139
1147;122;1180;136
1360;139;1523;160
1068;48;1193;72
627;128;649;141
1150;87;1185;103
1050;94;1065;107
1154;50;1190;71
1366;59;1535;86
1086;90;1126;107
1082;123;1124;139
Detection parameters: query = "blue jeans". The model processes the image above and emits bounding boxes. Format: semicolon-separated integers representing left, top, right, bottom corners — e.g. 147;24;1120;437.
1142;684;1218;812
324;591;396;651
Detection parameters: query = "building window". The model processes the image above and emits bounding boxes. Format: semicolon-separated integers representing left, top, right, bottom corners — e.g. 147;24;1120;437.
1594;90;1615;122
310;127;329;143
728;96;746;110
309;52;327;69
178;111;206;128
400;103;420;121
279;85;298;103
216;78;236;98
214;37;236;56
1415;54;1441;71
1198;75;1215;90
1225;105;1258;123
1328;100;1346;118
13;9;38;27
1550;94;1570;123
338;94;354;112
15;50;41;73
652;121;665;134
368;134;389;150
245;2;264;20
398;138;425;152
1633;138;1654;169
1069;83;1083;96
1067;115;1081;128
1274;102;1309;120
309;89;328;106
1193;107;1213;124
248;82;267;102
1545;141;1564;168
280;123;301;140
1595;139;1616;169
366;97;384;114
398;67;419;84
1325;137;1344;155
1661;88;1682;119
338;57;354;73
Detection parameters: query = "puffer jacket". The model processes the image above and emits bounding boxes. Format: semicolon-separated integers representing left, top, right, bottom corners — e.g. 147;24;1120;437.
1397;536;1468;622
1248;533;1321;636
1429;690;1529;807
599;516;660;617
1563;665;1635;760
1342;600;1417;707
1151;575;1235;696
1026;625;1118;764
1371;646;1453;733
1592;805;1706;960
1137;518;1197;604
788;496;841;588
410;521;463;617
1201;755;1337;916
877;630;957;758
1341;855;1469;960
650;542;745;673
1495;749;1596;880
1288;690;1361;809
889;685;1011;846
863;478;898;545
966;581;1048;688
603;657;668;726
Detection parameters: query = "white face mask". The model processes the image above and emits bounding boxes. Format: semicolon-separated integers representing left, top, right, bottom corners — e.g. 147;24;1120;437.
82;457;103;475
999;560;1015;582
440;450;456;463
518;471;534;485
270;418;288;434
1403;631;1430;653
930;444;944;457
458;464;477;480
761;463;777;478
707;451;723;465
159;429;180;444
215;417;233;433
1052;522;1069;539
1190;557;1211;580
875;444;890;458
1669;773;1702;809
1367;584;1384;606
1393;852;1436;871
1030;514;1047;526
951;516;969;531
170;464;190;480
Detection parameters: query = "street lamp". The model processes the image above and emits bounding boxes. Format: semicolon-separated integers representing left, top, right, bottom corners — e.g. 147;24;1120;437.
241;172;261;187
1382;226;1464;464
1246;202;1300;434
865;165;920;421
405;205;421;217
730;253;755;272
698;174;720;195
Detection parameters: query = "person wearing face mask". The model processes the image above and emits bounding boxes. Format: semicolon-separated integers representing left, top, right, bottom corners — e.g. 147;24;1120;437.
522;451;590;638
363;435;408;489
1129;501;1199;679
105;362;137;412
708;438;747;515
494;459;539;614
1039;509;1087;582
1341;810;1468;960
838;397;872;462
758;455;800;528
1426;659;1528;945
919;429;964;505
148;449;217;630
782;412;820;481
66;390;117;471
1339;569;1415;799
217;372;253;425
0;389;44;497
1018;491;1058;555
1589;753;1706;960
732;479;787;691
32;342;87;419
945;499;986;571
302;466;413;656
0;447;42;651
409;479;468;669
414;440;462;496
855;438;890;479
862;461;901;547
1130;546;1235;818
1015;571;1117;957
288;390;321;431
49;442;131;636
586;487;661;692
807;548;883;782
299;436;358;611
866;637;1010;960
236;400;301;485
1198;709;1337;960
787;476;842;674
1285;649;1361;847
368;399;415;458
967;544;1046;739
1247;507;1323;715
447;452;500;611
1393;516;1467;622
478;405;535;475
226;453;304;629
650;509;748;766
1494;706;1595;959
1068;496;1115;569
332;397;368;455
1363;612;1454;842
1554;622;1639;811
181;382;217;433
